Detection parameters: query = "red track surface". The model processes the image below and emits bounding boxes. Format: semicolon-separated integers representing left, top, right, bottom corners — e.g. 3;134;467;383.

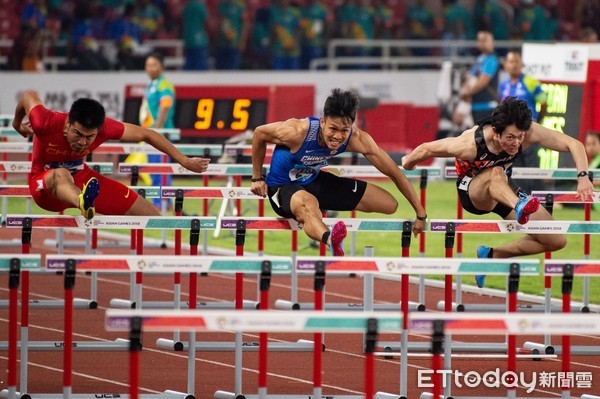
1;227;599;398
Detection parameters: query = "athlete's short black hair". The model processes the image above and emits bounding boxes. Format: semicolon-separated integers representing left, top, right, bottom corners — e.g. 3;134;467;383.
491;97;532;134
324;89;359;123
68;98;106;129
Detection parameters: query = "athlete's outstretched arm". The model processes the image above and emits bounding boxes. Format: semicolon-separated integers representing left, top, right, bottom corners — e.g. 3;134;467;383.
121;123;210;173
13;91;43;138
402;126;478;170
528;122;595;199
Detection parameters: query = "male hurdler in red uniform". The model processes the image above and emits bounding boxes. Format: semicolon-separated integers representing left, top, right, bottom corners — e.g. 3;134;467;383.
13;91;210;218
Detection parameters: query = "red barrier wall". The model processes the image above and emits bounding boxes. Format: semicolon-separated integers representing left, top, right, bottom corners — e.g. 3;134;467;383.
361;104;439;153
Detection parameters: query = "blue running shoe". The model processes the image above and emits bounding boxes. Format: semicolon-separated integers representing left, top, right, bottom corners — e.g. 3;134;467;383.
79;177;100;220
330;221;347;256
474;245;492;288
514;192;540;225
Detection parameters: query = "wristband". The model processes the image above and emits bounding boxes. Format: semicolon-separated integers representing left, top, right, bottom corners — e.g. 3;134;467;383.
416;214;427;221
251;176;265;182
577;171;589;178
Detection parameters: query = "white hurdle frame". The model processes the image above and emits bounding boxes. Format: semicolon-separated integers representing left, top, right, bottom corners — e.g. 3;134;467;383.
410;312;600;399
45;254;297;399
289;256;539;399
106;308;402;399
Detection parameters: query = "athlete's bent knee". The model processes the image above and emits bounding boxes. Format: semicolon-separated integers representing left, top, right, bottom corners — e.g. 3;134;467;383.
384;198;399;214
544;234;567;252
489;166;508;182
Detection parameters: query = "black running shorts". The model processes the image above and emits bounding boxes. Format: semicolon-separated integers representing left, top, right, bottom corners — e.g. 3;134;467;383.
267;171;367;219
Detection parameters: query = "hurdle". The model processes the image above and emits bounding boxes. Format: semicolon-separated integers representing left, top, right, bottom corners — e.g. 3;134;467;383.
411;312;600;399
149;233;313;354
428;218;600;312
106;309;402;399
0;184;163;248
295;255;538;398
212;216;426;312
523;260;600;356
43;255;293;399
443;166;600;305
0;163;112;240
532;190;600;313
119;163;439;246
45;254;303;398
0;254;42;399
5;214;217;308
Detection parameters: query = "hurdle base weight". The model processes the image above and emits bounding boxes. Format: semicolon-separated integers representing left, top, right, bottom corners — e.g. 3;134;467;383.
0;298;97;309
525;341;600;355
275;300;425;312
0;339;130;351
214;391;245;399
380;341;514;353
156;338;314;352
523;341;555;355
110;298;259;310
438;301;591;313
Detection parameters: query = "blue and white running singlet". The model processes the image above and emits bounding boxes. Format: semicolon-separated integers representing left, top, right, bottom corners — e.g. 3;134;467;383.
266;117;352;186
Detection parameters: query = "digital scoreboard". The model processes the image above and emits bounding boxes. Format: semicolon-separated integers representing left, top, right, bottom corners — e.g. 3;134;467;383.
123;85;314;140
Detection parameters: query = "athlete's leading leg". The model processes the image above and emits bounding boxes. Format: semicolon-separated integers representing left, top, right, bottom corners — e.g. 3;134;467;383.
43;168;81;208
468;167;539;224
290;190;329;241
468;167;519;211
289;190;346;255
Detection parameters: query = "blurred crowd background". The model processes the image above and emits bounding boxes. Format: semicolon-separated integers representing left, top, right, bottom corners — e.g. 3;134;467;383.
1;0;599;72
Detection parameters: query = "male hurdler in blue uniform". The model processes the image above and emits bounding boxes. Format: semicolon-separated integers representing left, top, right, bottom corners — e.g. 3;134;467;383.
250;88;427;255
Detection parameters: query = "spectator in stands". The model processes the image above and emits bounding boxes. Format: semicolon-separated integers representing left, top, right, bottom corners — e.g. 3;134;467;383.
405;0;435;56
88;2;108;40
373;0;393;39
300;0;331;69
584;130;600;209
7;24;42;71
473;0;509;50
441;0;474;56
248;4;271;69
580;27;598;42
575;0;600;37
216;0;249;70
344;0;375;69
270;0;301;70
21;0;48;30
70;2;111;70
585;131;600;176
514;0;556;41
333;0;356;40
182;0;209;70
135;0;164;39
108;3;146;70
459;30;499;124
499;50;548;194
